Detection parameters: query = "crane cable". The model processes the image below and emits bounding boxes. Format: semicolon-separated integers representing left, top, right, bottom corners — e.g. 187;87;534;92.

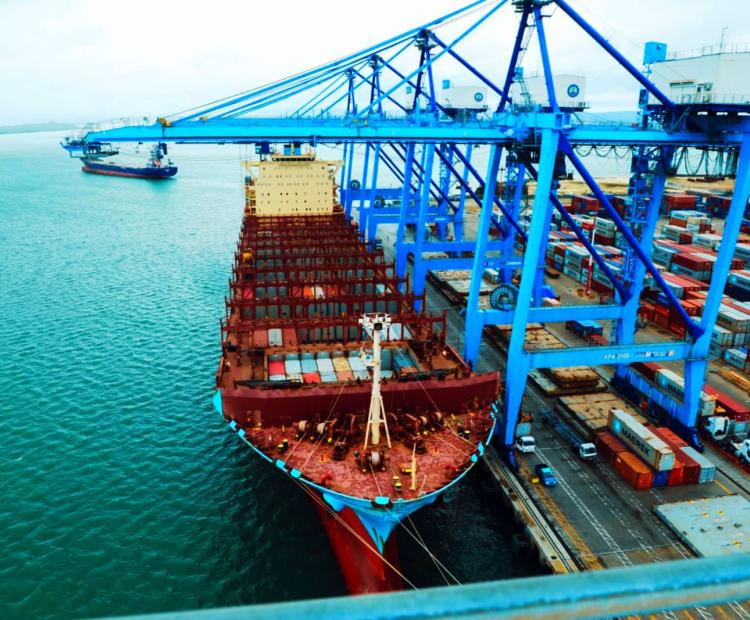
292;480;418;590
401;515;462;586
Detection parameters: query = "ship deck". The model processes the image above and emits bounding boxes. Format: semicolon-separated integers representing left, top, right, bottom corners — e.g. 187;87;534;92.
241;410;492;502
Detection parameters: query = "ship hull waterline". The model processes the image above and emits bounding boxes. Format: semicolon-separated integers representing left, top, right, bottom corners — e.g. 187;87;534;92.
81;161;178;179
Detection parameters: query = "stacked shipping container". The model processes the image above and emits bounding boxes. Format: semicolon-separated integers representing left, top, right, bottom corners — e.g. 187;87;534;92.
594;410;716;491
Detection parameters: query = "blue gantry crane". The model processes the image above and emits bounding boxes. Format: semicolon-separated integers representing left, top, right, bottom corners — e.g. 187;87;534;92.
74;0;750;467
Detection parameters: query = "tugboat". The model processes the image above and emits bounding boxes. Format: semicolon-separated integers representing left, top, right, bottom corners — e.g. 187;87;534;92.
81;143;177;179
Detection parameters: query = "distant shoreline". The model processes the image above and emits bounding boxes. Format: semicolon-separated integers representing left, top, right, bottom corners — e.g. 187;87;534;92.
0;122;78;135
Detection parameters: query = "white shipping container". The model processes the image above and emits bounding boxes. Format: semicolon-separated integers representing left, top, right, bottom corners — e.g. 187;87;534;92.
718;306;750;331
608;409;675;471
483;268;501;284
709;341;726;360
729;271;750;292
725;348;748;361
693;252;718;264
712;325;734;346
735;244;750;263
662;224;683;240
565;245;589;258
655;369;716;417
695;233;722;250
678;446;716;484
268;328;283;347
671;210;704;219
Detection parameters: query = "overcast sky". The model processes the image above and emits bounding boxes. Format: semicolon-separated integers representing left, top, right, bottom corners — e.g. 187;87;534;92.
2;0;750;124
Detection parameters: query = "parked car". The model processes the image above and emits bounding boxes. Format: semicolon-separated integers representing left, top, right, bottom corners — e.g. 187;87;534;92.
535;463;558;487
577;442;598;462
515;435;536;454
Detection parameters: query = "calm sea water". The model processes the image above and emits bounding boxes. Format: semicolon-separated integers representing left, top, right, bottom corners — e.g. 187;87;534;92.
0;132;541;620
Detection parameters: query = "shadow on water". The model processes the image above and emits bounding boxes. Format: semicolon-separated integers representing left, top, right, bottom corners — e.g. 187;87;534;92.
400;466;547;588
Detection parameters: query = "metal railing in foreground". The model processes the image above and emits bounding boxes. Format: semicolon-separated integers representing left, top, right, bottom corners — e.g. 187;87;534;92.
108;553;750;620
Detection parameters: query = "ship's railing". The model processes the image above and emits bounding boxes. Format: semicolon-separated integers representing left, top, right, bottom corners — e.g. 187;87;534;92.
117;553;750;620
666;42;750;60
80;116;157;137
226;292;422;322
670;93;750;106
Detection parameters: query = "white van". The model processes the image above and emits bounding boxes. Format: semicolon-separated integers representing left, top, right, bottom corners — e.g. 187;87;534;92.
515;435;536;454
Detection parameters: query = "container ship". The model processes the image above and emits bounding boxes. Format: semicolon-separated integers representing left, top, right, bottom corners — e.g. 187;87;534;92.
213;146;500;594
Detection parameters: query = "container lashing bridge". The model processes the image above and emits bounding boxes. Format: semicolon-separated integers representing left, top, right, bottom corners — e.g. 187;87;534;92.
78;0;750;469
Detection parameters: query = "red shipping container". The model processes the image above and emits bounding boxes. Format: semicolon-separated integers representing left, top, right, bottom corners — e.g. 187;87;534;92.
638;306;655;322
573;195;600;212
682;243;714;254
681;300;702;316
614;452;654;490
672;253;712;271
669;305;683;322
668;322;687;338
631;361;661;382
653;313;670;329
654;304;670;317
679;232;693;244
648;427;688;487
268;360;285;376
675;447;701;484
667;461;685;486
592;280;613;295
611;196;626;216
703;385;750;420
665;194;697;209
253;329;269;348
282;327;298;347
595;431;628;464
589;334;608;346
669;217;687;228
679;275;709;290
650;427;688;449
302;372;321;384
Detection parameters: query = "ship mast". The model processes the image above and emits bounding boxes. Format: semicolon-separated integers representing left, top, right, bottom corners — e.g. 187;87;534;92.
359;313;392;450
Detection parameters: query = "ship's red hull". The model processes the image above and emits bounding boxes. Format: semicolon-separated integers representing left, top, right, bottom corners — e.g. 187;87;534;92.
313;501;403;595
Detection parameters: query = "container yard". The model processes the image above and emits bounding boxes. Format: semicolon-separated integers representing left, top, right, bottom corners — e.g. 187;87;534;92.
42;0;750;617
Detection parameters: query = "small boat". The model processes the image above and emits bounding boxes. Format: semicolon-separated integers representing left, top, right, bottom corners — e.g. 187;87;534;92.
81;143;177;179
